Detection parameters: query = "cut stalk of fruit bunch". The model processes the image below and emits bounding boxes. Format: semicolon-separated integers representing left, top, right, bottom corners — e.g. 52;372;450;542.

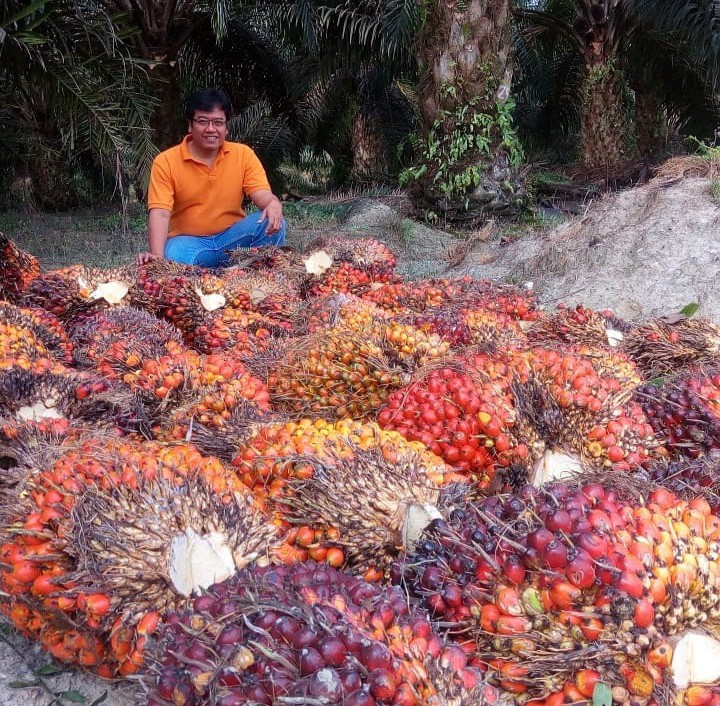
394;480;720;706
0;436;277;675
142;561;495;706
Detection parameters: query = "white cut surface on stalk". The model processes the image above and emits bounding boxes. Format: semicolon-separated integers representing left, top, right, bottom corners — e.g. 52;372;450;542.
249;287;268;304
606;328;624;347
17;399;62;421
671;631;720;689
90;280;130;305
169;527;235;597
403;502;442;550
304;250;333;275
195;288;226;311
532;448;583;486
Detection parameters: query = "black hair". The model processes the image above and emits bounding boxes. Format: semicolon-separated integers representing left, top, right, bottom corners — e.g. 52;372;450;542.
185;88;233;123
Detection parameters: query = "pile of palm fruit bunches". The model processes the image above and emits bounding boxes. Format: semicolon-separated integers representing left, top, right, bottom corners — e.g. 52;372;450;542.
2;232;720;706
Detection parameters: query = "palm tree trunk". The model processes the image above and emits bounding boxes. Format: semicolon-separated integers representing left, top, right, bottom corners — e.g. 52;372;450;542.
634;89;667;159
351;112;389;182
580;61;628;168
412;0;523;220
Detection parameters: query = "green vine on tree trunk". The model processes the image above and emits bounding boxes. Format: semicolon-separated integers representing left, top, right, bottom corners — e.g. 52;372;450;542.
400;93;523;211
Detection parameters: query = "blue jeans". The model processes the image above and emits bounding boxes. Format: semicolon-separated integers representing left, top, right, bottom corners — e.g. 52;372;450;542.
164;212;287;267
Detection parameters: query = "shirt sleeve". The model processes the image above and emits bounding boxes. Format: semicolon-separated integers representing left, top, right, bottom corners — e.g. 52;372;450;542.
147;155;175;211
242;146;271;196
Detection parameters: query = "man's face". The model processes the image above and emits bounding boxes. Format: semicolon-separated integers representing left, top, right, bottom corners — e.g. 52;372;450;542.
188;107;228;151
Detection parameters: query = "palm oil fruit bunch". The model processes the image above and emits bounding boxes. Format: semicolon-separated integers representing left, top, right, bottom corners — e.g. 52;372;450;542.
528;305;627;348
300;238;398;298
360;280;456;314
0;301;74;366
143;561;491;706
377;354;538;488
273;444;452;580
0;235;41;302
220;268;301;320
195;306;284;356
0;436;275;675
395;481;720;706
69;306;184;380
19;265;100;320
622;317;720;379
157;354;271;440
294;292;389;335
0;368;138;440
269;327;403;419
637;371;720;459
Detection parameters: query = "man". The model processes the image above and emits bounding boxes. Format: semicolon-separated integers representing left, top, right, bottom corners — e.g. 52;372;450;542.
138;88;286;267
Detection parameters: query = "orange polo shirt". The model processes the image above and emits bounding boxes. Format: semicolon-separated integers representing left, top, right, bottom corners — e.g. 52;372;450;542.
147;136;271;237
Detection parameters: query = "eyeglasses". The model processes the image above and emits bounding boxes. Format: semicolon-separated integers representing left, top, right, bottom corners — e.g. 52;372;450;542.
193;118;227;128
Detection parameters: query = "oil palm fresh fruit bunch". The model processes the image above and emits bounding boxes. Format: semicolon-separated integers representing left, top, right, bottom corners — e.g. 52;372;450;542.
622;318;720;379
528;305;629;349
69;306;184;381
0;235;41;302
395;481;720;706
0;368;141;440
300;237;398;298
647;457;720;513
190;413;459;579
637;371;720;459
378;352;540;488
268;324;404;420
0;301;73;366
0;436;276;676
294;293;390;335
142;561;494;706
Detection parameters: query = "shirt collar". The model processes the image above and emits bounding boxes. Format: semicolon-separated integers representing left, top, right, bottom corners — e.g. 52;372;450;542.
180;135;231;162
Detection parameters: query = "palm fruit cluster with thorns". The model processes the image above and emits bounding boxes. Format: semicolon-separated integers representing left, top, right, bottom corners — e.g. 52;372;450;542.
637;371;720;459
395;480;720;706
0;235;41;301
69;306;184;380
0;368;139;439
647;457;720;513
190;415;457;578
299;237;398;298
0;301;74;366
528;304;628;348
622;317;720;379
0;436;277;676
143;561;496;706
377;357;529;487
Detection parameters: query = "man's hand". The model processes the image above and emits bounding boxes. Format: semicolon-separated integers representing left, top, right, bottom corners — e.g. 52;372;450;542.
137;251;162;265
259;198;284;235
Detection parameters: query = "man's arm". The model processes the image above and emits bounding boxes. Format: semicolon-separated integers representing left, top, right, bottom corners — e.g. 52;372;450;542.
137;208;171;264
249;189;283;235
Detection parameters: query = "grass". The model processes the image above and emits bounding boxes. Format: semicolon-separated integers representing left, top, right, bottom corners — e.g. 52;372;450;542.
0;200;347;270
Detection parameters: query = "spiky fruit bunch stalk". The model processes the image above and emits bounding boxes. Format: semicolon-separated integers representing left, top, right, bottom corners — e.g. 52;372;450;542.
622;318;720;378
0;436;276;675
0;236;41;301
637;372;720;459
527;305;628;348
0;301;74;365
69;306;184;380
395;481;720;706
143;561;493;706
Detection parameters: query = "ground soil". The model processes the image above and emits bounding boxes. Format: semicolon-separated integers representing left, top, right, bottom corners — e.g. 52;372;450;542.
1;168;719;705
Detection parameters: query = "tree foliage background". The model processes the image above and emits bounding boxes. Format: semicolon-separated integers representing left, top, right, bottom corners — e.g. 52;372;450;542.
1;0;720;214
